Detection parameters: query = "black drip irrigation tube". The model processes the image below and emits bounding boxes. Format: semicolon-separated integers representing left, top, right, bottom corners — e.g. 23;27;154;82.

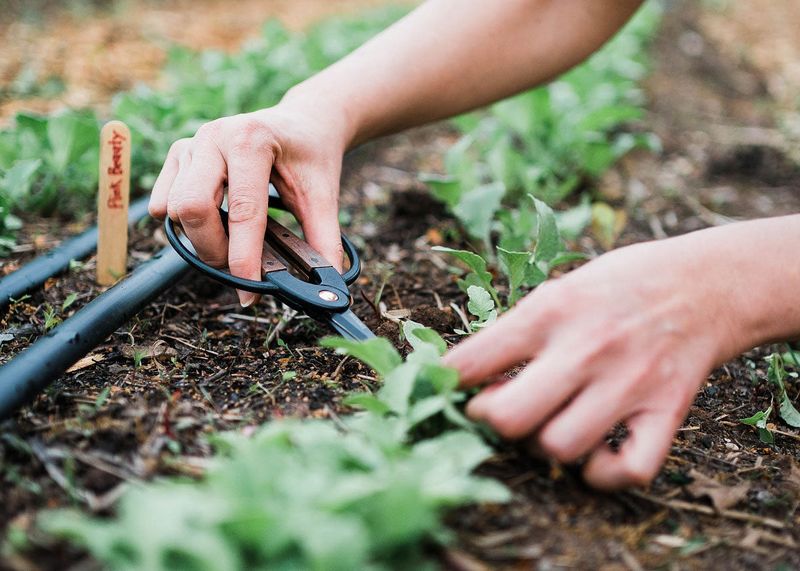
0;245;190;420
0;195;151;309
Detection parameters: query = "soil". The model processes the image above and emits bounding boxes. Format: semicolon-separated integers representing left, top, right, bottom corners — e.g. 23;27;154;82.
1;1;800;570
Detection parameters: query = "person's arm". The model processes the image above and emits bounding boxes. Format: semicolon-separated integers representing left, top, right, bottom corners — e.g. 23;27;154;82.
287;0;644;147
148;0;643;306
443;215;800;490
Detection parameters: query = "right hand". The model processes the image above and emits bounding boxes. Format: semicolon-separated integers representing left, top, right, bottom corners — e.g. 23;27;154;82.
148;102;349;307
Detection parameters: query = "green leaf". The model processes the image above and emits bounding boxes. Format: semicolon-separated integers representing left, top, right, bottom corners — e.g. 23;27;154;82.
343;394;391;416
778;398;800;429
766;353;800;428
531;196;561;264
46;112;98;174
320;336;401;378
62;292;78;312
452;181;505;245
554;196;593;241
432;246;500;306
465;285;497;331
419;174;461;209
496;247;531;306
377;361;421;416
402;321;447;356
0;158;41;201
739;406;775;444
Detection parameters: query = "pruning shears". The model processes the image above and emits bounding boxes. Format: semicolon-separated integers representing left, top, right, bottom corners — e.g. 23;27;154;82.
164;186;375;341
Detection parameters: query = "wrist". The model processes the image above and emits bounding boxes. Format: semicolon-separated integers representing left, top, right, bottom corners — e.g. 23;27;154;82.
280;79;361;151
672;217;800;363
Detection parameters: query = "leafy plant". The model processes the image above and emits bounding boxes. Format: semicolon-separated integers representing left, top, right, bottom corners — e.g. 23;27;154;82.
421;4;661;268
0;7;409;252
40;325;509;570
739;405;774;444
435;194;581;328
740;351;800;443
765;352;800;428
41;304;60;331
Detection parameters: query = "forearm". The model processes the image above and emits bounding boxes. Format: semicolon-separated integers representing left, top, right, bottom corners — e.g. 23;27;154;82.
675;215;800;360
284;0;643;148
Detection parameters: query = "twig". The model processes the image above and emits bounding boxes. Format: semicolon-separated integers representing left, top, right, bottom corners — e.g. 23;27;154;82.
332;356;350;379
162;334;220;356
450;302;471;331
30;440;97;508
628;490;787;530
222;312;274;324
265;306;297;348
681;195;738;227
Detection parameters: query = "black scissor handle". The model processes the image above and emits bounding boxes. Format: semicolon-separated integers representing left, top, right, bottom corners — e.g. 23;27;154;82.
164;208;362;312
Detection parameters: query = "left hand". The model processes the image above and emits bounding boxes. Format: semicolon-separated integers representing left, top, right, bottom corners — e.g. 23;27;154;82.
443;234;743;490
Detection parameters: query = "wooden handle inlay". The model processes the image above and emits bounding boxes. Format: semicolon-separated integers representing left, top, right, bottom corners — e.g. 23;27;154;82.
265;217;330;273
261;246;287;275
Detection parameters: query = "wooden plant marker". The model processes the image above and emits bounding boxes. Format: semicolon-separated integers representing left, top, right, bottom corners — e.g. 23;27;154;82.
96;120;131;285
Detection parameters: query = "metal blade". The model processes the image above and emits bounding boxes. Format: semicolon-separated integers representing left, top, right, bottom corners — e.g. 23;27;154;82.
328;310;375;341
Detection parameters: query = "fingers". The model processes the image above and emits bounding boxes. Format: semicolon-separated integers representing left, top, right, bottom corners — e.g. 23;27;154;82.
466;355;586;439
166;134;228;268
582;409;682;491
294;180;344;272
226;147;271;307
536;378;629;464
443;292;551;387
149;138;189;219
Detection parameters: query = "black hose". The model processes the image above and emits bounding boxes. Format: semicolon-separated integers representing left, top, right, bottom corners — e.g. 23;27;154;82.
0;196;151;309
0;246;189;420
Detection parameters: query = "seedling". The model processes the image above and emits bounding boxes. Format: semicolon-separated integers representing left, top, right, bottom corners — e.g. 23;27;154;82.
40;324;509;570
42;304;60;331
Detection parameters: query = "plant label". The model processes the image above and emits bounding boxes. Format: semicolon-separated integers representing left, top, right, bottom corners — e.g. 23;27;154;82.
96;121;131;285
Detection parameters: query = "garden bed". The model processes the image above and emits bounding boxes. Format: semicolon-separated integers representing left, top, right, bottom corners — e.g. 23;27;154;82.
1;1;799;569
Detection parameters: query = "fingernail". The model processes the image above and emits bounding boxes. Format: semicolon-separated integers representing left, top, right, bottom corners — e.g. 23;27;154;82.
238;290;256;308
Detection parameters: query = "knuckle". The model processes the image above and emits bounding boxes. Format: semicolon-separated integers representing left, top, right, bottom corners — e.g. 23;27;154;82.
175;198;215;226
227;194;264;224
227;253;257;276
231;119;277;156
148;201;165;220
168;138;190;157
196;120;223;140
202;254;228;269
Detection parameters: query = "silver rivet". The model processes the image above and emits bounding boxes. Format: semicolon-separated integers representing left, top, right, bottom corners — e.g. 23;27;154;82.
318;290;339;302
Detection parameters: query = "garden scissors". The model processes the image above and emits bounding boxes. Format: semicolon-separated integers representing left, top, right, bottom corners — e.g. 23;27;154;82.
164;186;374;341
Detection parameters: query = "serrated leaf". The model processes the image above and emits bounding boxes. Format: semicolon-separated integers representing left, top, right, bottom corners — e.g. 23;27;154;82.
465;285;495;324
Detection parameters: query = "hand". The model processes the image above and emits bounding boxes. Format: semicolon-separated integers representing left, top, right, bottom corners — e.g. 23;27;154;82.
148;101;349;307
444;235;744;490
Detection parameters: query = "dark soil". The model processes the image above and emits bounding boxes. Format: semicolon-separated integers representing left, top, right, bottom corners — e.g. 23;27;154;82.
2;1;800;570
